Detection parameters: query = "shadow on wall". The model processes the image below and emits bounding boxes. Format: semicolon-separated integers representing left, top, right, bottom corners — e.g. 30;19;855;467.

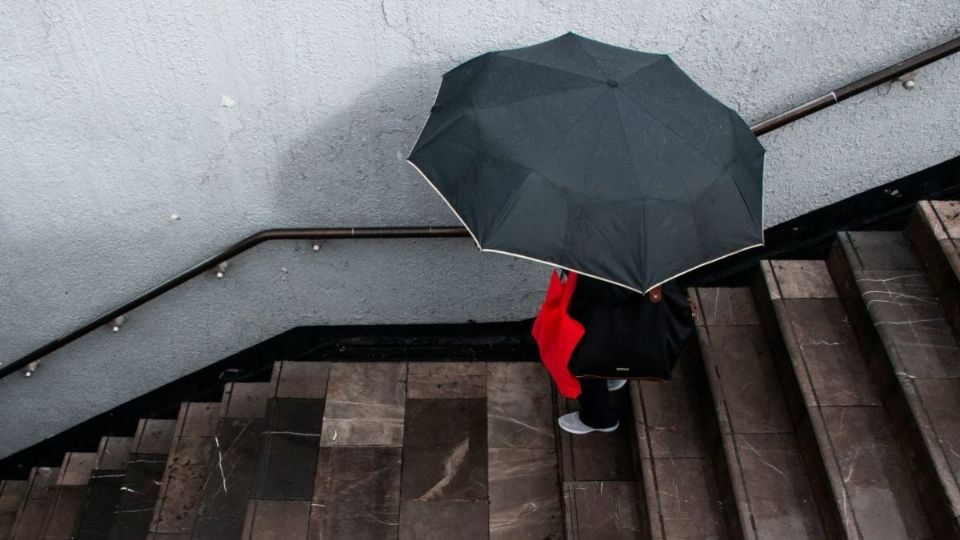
270;61;458;227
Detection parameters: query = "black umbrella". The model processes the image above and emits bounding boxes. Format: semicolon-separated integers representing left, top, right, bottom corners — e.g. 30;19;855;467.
408;32;764;294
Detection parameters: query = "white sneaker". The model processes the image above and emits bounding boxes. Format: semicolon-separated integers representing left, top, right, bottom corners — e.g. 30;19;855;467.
558;412;619;435
607;379;628;392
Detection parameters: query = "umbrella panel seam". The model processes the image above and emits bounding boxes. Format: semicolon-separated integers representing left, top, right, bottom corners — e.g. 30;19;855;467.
619;89;725;170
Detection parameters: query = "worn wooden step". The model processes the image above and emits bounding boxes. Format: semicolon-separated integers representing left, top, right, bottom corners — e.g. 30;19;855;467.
829;230;960;538
758;259;932;539
36;452;96;540
487;362;562;540
192;381;273;540
314;362;406;540
906;201;960;337
0;481;28;540
556;369;642;538
692;286;829;538
9;467;59;540
105;419;177;540
148;402;220;538
631;340;727;539
249;363;328;537
72;437;134;540
196;363;330;540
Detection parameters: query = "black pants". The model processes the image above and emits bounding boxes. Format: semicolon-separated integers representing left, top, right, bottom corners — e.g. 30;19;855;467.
577;378;618;428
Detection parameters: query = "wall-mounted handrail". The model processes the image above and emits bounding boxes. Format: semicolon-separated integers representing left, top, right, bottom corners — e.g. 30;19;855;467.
0;227;468;378
3;34;958;380
753;35;960;135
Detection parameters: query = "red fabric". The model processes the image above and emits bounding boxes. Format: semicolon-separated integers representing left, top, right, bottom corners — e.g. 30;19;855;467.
531;271;585;398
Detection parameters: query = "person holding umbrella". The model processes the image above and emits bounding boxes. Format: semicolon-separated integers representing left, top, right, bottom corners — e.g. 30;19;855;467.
554;271;692;434
407;33;764;434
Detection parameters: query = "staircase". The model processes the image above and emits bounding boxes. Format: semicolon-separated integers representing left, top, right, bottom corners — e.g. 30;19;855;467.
1;200;958;539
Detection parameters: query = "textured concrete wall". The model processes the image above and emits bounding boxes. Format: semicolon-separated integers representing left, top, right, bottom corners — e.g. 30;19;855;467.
1;1;958;457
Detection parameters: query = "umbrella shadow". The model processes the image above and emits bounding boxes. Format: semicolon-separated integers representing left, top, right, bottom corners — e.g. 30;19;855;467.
269;62;456;227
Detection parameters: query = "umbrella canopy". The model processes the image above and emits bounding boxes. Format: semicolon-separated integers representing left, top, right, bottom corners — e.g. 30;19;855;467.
408;32;765;294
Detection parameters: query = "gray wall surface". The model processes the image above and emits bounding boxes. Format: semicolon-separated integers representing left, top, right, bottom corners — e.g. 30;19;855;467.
1;1;959;457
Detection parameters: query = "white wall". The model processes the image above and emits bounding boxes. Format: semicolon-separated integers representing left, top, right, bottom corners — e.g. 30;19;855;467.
1;0;958;457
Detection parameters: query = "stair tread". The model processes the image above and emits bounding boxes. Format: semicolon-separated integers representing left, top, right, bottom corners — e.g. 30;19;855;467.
73;468;127;539
694;286;826;539
57;452;97;486
195;361;329;539
96;436;134;470
107;452;173;540
148;402;220;537
193;416;266;540
133;419;177;455
0;481;28;539
631;343;727;539
928;200;960;238
486;362;561;540
220;382;274;419
307;447;402;539
833;230;960;536
762;259;932;539
41;485;86;540
10;467;60;540
271;360;331;400
320;362;406;447
909;201;960;340
562;481;642;539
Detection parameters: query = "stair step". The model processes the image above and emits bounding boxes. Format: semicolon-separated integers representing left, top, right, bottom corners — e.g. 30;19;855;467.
148;402;220;538
562;481;641;539
9;467;59;540
106;419;176;540
692;286;827;539
556;373;641;538
254;362;328;502
830;230;960;537
71;438;133;539
94;437;134;471
195;362;329;540
37;452;96;540
54;453;97;488
0;481;28;539
487;362;561;540
631;343;727;539
219;382;274;420
132;419;178;455
906;201;960;337
759;259;932;538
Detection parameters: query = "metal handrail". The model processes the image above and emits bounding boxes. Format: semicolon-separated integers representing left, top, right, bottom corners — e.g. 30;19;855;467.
752;35;960;135
3;34;958;379
0;228;469;378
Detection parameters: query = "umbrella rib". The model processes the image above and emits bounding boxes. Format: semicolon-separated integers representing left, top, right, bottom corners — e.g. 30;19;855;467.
546;87;610;161
611;93;642;201
620;100;711;262
472;84;603;112
484;168;533;245
569;35;604;78
619;90;725;169
494;52;605;84
726;107;765;229
409;109;471;158
622;68;715;110
622;57;736;115
641;199;648;290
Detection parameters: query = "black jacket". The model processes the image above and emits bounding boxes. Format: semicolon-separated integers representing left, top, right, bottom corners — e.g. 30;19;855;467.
566;273;693;379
